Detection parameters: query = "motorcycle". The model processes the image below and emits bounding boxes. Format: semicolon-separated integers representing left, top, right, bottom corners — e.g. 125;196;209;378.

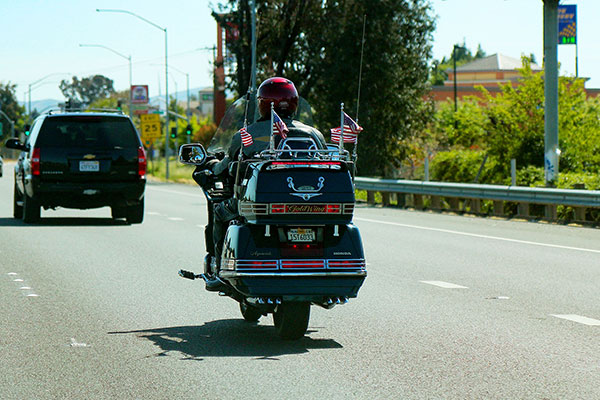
178;97;367;340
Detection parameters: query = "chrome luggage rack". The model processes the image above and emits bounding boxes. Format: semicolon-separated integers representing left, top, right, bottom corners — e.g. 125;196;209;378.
258;137;352;162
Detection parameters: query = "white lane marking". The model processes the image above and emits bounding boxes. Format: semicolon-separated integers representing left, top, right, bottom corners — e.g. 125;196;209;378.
8;272;17;276
26;294;39;297
147;187;203;198
13;279;23;282
168;217;184;221
20;287;32;290
70;338;88;347
420;280;468;289
147;211;163;216
551;314;600;326
355;217;600;254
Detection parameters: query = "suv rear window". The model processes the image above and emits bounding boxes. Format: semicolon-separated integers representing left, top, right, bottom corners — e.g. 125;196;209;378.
35;116;140;149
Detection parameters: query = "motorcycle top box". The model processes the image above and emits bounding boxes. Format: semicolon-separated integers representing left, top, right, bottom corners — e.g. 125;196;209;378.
178;93;366;340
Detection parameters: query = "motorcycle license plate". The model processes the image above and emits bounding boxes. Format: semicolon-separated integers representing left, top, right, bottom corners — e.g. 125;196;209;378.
79;160;99;172
287;228;315;242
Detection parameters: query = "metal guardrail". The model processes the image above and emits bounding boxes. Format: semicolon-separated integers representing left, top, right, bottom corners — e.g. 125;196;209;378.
354;177;600;222
354;178;600;207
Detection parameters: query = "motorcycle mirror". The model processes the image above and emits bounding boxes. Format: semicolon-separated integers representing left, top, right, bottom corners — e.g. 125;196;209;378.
179;143;207;166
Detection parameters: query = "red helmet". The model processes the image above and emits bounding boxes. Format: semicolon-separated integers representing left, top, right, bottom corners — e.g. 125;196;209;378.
257;77;298;119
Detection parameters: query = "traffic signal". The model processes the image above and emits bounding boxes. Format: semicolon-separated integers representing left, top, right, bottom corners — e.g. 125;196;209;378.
117;99;123;111
170;127;177;139
185;124;192;136
24;124;31;136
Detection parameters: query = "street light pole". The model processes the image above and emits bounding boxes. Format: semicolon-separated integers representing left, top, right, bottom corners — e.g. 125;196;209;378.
96;9;170;180
28;72;70;119
79;44;132;117
163;64;190;118
452;44;465;130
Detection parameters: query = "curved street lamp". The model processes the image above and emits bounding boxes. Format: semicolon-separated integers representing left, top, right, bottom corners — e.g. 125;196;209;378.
28;72;70;119
96;8;171;179
79;43;133;117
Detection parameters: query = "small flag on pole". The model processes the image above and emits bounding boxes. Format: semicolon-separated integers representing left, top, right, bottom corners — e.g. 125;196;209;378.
239;126;253;147
330;112;363;143
272;110;289;139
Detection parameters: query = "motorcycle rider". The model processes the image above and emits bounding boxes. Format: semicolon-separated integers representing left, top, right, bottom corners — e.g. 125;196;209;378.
199;77;327;290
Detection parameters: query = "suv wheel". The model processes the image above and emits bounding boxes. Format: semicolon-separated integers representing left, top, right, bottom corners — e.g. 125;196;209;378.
111;206;127;219
23;193;41;223
126;198;144;224
13;182;23;219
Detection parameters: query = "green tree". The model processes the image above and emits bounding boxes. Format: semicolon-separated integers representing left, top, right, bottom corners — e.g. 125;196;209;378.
0;82;26;138
215;0;436;177
430;58;600;184
59;75;115;106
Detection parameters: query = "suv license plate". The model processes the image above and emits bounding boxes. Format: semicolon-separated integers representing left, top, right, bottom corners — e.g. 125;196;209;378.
287;228;316;242
79;160;99;172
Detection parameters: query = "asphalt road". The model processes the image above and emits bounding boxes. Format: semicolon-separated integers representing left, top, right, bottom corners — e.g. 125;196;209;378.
2;161;600;399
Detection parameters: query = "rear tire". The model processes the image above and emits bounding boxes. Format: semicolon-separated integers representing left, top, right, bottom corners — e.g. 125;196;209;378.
273;302;310;340
13;183;23;219
126;198;144;224
240;303;262;322
22;193;40;223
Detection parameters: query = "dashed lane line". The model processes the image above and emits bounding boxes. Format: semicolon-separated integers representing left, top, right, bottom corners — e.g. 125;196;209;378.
550;314;600;326
420;280;468;289
355;217;600;255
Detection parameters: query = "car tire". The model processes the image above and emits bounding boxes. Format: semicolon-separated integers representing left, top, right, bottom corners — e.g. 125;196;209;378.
126;198;144;224
23;193;41;223
111;206;127;219
13;182;23;219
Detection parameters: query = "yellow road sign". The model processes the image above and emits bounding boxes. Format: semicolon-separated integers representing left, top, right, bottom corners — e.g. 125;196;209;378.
140;114;160;123
140;114;162;144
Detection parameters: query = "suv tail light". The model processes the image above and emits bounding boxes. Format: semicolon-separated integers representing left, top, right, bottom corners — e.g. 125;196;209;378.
137;147;147;177
31;148;41;176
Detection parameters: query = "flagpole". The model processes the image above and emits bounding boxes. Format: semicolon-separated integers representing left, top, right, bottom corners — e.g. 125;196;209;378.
270;102;275;152
339;103;345;153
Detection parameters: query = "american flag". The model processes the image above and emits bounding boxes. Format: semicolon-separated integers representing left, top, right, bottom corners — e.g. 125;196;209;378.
239;126;253;147
272;110;289;139
330;112;363;144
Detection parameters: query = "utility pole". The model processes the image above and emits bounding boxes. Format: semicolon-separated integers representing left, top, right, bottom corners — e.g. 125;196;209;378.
543;0;560;186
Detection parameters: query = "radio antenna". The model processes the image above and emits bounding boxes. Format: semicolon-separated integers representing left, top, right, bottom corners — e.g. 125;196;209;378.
355;14;367;122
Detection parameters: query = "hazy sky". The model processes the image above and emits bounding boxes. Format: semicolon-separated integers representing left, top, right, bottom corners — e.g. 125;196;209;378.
1;0;591;103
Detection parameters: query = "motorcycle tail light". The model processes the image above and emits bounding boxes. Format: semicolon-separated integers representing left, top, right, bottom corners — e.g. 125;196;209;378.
31;148;41;176
236;260;278;270
326;204;341;214
137;147;147;177
281;260;325;269
328;260;366;269
271;204;286;213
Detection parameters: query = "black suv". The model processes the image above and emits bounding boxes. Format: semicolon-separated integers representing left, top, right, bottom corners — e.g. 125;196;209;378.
5;111;147;224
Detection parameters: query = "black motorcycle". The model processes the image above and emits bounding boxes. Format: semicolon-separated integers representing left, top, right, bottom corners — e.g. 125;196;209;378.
178;97;366;339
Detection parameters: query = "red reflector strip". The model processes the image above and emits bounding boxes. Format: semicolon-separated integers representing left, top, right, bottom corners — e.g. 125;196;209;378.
281;260;325;269
31;148;41;176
